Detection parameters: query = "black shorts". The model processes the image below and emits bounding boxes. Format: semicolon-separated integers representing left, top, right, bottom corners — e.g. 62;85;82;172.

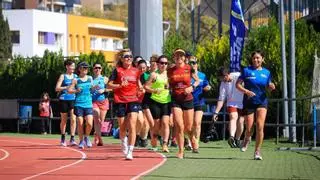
114;102;140;117
194;105;206;112
149;100;171;119
171;100;194;110
59;100;75;113
243;103;268;115
142;95;151;109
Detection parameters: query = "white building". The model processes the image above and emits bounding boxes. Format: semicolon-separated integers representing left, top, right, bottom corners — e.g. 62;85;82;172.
3;9;68;57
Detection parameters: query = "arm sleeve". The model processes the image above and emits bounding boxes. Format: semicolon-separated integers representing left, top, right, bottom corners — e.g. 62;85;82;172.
109;69;117;81
218;82;226;101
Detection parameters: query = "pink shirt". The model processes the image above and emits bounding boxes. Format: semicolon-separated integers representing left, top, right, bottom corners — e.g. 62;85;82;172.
39;101;50;117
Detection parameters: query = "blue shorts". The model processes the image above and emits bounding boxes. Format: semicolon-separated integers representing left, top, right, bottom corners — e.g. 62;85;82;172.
74;106;93;117
114;102;140;117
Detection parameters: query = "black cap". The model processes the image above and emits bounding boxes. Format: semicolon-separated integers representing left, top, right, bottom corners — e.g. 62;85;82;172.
185;51;192;57
77;61;90;68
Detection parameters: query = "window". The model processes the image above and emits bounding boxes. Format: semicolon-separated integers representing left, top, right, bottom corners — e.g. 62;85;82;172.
55;34;62;46
11;31;20;44
101;38;108;50
113;40;123;50
90;37;97;50
39;31;62;45
38;32;46;44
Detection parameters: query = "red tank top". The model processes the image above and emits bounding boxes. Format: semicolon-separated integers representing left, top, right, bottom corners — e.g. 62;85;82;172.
114;66;140;103
168;64;193;102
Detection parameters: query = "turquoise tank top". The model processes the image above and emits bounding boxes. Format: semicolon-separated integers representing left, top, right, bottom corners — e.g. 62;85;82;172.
59;74;77;100
92;75;106;102
74;75;93;108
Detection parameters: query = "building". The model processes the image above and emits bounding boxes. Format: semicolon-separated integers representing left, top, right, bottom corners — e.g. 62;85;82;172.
3;9;126;60
1;0;12;9
3;9;68;57
11;0;81;13
68;14;126;61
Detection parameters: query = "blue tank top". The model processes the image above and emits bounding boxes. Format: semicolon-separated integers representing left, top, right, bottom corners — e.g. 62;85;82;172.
74;76;93;108
192;71;209;106
59;74;77;100
92;75;106;102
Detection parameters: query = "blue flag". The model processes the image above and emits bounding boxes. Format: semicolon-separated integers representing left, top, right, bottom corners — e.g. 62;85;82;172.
230;0;246;72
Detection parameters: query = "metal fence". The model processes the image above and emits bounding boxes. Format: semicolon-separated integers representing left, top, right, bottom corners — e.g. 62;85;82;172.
0;95;319;147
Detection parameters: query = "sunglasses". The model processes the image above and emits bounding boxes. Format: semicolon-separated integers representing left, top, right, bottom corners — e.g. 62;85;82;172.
158;62;168;65
189;61;197;65
122;55;133;59
94;67;102;70
80;67;89;69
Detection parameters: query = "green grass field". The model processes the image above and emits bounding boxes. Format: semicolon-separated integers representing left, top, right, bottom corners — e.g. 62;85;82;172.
1;133;319;180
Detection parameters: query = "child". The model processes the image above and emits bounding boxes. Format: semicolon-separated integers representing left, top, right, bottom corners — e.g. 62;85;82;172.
39;92;52;135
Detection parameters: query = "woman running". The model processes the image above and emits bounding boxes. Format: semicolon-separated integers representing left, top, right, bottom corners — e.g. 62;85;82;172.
68;62;94;149
108;49;143;160
189;56;211;153
55;59;77;146
236;50;275;160
92;62;110;146
168;48;199;159
145;55;171;153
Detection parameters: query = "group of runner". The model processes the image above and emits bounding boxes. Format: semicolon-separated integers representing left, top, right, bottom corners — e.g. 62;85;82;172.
54;48;275;161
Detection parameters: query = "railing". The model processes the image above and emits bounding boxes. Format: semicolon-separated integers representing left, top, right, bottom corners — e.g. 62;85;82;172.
2;94;319;147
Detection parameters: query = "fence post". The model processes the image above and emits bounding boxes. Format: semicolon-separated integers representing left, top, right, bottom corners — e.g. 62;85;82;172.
313;103;317;148
222;105;226;140
276;101;280;144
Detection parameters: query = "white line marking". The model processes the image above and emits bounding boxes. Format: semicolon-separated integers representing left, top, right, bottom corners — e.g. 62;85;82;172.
0;148;10;160
0;139;86;180
130;152;167;180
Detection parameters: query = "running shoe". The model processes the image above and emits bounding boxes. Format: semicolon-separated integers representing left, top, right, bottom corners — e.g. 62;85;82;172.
140;139;148;147
78;140;85;149
170;139;177;147
240;138;250;152
176;152;184;159
235;139;241;148
94;134;99;145
125;150;133;160
162;144;170;153
184;138;192;151
97;137;103;146
254;151;263;160
122;136;128;155
151;137;157;148
60;140;67;147
228;136;236;148
84;136;92;148
192;148;199;153
69;139;78;146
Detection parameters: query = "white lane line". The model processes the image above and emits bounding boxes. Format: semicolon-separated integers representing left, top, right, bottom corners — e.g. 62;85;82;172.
0;139;86;180
0;148;10;160
130;152;167;180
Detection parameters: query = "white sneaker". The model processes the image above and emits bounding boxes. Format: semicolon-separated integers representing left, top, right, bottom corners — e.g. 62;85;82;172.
122;136;128;155
125;150;133;160
254;151;263;160
240;138;250;152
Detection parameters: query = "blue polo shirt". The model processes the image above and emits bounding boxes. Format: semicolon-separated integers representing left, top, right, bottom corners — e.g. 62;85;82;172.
239;66;271;106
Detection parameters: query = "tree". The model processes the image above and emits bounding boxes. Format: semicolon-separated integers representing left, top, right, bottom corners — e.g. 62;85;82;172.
0;6;12;60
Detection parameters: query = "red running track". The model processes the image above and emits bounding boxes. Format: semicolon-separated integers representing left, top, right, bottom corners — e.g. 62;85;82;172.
0;136;166;180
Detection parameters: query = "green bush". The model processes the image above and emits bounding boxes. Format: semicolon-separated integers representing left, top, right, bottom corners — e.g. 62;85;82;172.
0;50;113;99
